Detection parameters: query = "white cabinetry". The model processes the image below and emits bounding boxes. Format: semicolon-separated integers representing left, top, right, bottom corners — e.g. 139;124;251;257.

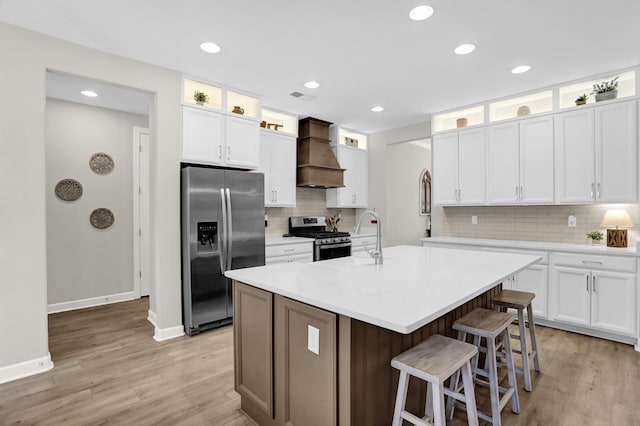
351;235;377;254
549;254;636;336
265;239;313;265
259;130;296;207
555;100;637;204
326;145;368;208
433;128;485;205
486;116;554;204
181;105;259;169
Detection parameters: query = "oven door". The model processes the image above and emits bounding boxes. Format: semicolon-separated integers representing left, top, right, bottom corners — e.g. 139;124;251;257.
315;242;351;261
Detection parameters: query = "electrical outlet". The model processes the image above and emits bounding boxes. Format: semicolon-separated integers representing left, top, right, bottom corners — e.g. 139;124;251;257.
568;215;577;227
471;215;478;225
308;325;319;355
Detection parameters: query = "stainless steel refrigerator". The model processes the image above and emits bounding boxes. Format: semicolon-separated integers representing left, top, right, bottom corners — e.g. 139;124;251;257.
181;166;265;335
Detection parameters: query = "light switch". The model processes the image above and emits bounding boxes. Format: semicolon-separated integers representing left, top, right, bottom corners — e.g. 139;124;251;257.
568;215;577;228
308;325;319;355
471;215;478;225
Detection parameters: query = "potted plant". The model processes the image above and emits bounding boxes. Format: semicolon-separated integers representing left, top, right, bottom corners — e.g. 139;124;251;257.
592;76;619;102
575;94;588;106
586;231;604;245
193;90;209;106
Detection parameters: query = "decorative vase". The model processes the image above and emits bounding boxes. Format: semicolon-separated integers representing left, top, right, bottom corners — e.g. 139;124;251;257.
575;100;586;106
591;239;601;245
456;118;468;128
517;105;531;116
595;90;617;102
196;101;205;106
232;106;245;114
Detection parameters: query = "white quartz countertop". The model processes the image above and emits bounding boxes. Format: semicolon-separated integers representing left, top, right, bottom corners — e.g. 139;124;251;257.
266;236;314;246
421;236;639;257
225;245;540;334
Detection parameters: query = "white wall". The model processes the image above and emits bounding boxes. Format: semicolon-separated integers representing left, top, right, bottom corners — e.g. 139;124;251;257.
368;121;433;246
46;99;148;307
0;22;182;377
385;142;431;246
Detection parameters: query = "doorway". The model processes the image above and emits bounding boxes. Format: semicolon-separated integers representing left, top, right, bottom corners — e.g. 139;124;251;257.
45;71;151;313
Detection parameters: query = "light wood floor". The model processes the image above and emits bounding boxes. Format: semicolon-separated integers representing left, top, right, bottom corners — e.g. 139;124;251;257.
1;299;639;425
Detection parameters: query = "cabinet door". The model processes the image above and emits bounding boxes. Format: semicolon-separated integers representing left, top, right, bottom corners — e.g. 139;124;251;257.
275;295;337;426
458;128;485;204
519;116;555;204
259;131;275;205
432;133;459;205
271;134;297;207
550;266;591;326
326;146;366;208
486;122;519;204
513;264;548;318
226;115;259;169
182;106;224;165
591;270;636;336
555;109;595;203
351;148;368;208
595;101;638;203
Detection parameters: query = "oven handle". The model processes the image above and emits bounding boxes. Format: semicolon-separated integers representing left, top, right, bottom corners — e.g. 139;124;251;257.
317;242;352;250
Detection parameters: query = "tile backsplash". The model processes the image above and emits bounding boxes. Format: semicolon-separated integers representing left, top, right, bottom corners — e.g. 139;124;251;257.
265;188;356;236
441;204;640;245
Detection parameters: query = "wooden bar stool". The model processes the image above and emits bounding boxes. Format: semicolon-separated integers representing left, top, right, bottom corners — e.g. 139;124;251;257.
391;334;479;426
491;289;541;392
446;308;519;426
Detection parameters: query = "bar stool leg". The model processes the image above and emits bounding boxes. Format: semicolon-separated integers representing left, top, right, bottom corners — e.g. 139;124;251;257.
446;331;467;420
517;307;532;392
502;328;520;414
460;361;479;426
392;370;409;426
425;382;433;422
432;382;446;426
527;303;541;372
486;338;502;426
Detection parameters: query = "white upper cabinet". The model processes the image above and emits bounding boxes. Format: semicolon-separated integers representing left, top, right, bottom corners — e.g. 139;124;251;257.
225;114;260;169
181;106;225;165
555;100;637;204
487;116;554;204
326;145;368;208
433;128;485;205
595;101;638;203
259;130;296;207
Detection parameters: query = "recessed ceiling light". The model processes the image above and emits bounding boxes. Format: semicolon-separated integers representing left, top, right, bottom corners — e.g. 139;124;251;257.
371;106;384;112
511;65;532;74
409;5;434;21
454;44;476;55
80;90;98;97
200;42;221;54
304;81;320;89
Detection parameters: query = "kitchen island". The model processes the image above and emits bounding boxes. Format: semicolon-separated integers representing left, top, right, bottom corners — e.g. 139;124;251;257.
225;245;540;426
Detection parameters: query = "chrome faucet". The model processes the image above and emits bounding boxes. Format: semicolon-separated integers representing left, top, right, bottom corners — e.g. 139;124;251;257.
354;210;383;265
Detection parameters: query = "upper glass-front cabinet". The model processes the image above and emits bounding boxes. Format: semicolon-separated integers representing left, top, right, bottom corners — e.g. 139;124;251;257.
489;90;552;122
432;105;484;133
183;79;222;110
261;108;298;135
226;90;261;119
559;70;636;109
182;77;261;120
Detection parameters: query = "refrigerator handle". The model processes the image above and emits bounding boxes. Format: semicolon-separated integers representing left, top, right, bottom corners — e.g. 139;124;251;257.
225;188;233;270
220;188;227;273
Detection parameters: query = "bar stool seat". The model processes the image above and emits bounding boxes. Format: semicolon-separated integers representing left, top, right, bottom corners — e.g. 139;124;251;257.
447;308;519;426
391;334;479;426
491;289;541;392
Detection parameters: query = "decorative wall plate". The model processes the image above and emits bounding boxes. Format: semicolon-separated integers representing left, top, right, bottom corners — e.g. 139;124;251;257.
55;179;83;201
89;152;114;175
90;208;115;229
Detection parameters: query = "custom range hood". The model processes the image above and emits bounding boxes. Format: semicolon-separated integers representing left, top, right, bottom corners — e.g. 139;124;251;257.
297;117;345;188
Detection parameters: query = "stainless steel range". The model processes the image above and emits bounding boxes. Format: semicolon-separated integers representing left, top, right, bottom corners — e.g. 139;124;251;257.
285;216;351;261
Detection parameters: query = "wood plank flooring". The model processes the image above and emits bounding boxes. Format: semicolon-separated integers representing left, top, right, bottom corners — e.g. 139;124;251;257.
0;298;639;425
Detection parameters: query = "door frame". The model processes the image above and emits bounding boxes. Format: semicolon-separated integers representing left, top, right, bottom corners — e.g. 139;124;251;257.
133;127;151;298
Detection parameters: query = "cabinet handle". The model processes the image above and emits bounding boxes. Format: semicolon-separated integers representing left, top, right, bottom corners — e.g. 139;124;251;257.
515;186;519;201
218;145;222;159
227;146;231;160
593;276;597;292
520;186;524;200
582;260;603;265
274;190;278;202
590;182;594;200
458;189;462;202
284;248;295;253
586;275;589;292
597;182;601;199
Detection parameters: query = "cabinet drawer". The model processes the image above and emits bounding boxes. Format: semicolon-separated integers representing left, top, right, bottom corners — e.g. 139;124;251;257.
266;253;313;265
552;253;636;272
266;242;313;258
351;236;377;249
481;247;549;265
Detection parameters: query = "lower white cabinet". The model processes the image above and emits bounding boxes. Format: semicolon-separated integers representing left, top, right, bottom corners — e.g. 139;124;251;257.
550;266;636;336
266;240;313;265
511;264;548;318
351;235;377;254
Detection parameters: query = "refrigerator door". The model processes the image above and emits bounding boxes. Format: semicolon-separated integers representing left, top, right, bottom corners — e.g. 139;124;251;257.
224;170;266;317
182;166;229;334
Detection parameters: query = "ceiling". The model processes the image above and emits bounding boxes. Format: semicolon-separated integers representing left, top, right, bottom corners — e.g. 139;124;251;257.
2;0;640;133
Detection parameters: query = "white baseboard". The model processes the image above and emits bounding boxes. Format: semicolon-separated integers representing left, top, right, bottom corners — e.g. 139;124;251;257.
147;309;157;326
0;353;54;384
47;291;136;314
153;325;184;342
